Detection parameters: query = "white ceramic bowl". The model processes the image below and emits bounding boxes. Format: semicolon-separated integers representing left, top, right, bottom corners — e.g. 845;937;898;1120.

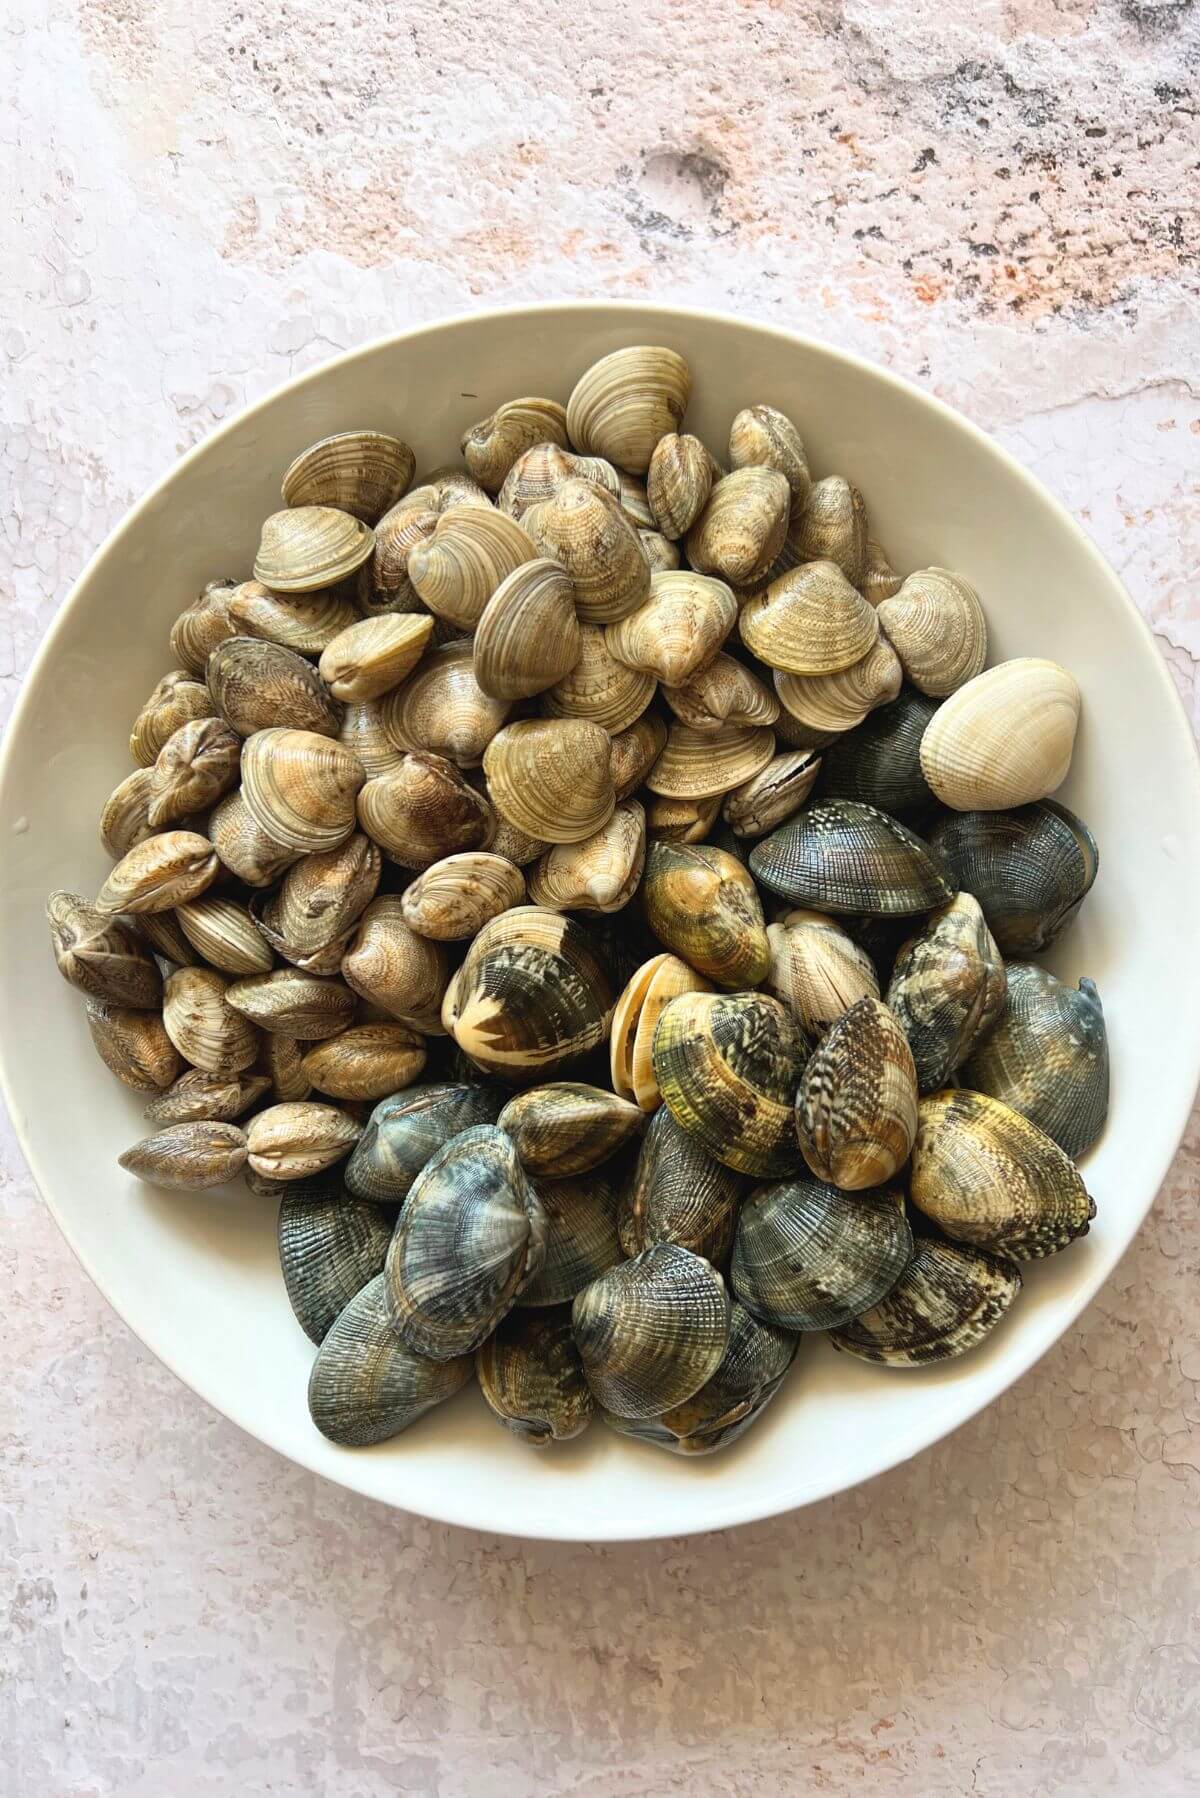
4;303;1199;1541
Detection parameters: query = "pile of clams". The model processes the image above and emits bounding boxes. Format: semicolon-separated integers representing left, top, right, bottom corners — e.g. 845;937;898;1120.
49;347;1107;1459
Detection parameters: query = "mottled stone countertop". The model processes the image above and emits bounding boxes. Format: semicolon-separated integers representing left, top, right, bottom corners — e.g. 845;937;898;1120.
4;2;1199;1793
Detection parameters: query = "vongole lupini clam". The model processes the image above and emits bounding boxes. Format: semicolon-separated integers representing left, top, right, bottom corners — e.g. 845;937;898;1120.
50;342;1108;1460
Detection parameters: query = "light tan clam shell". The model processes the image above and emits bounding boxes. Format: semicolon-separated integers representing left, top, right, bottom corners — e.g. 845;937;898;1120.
861;537;903;606
85;999;183;1092
95;830;219;915
207;636;342;739
47;891;162;1009
541;623;656;734
490;818;550;866
383;639;511;767
765;910;879;1033
644;792;722;843
280;430;415;523
728;404;811;508
722;748;822;838
225;968;355;1040
169;579;240;674
877;567;988;697
147;717;241;827
461;396;569;492
163;966;261;1074
638;529;681;573
473;560;581;701
260;1032;313;1102
919;658;1081;811
521;480;651;624
740;560;879;676
99;767;158;859
208;788;300;887
497;442;622;521
175;896;275;976
609;712;668;800
356;752;496;869
616;470;655;529
356;489;440;616
254;506;374;593
796;996;918;1189
483;719;616;845
527;801;646;913
423;466;494;510
401;852;526;941
119;1121;249;1190
252;833;380;968
786;475;868;586
662;651;779;734
227;578;359;657
318;613;433;703
338;700;406;779
773;634;903;735
136;909;201;967
646;433;717;539
301;1023;427;1102
144;1067;271;1127
605;571;737;687
566;345;691;474
129;671;216;766
408;507;536;632
240;727;365;854
686;467;791;588
246;1101;363;1181
610;953;712;1111
342;895;451;1033
644;722;775;800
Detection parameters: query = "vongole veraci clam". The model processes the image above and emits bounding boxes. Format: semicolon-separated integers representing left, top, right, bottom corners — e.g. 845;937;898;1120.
51;341;1105;1459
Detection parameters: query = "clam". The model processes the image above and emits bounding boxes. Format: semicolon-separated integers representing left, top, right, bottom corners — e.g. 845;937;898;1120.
733;1176;910;1332
482;719;616;845
639;528;681;573
523;479;651;624
644;792;722;844
278;1181;395;1344
740;561;878;676
95;830;219;915
118;1121;248;1189
641;841;769;988
253;505;374;592
169;578;240;675
498;441;622;521
342;896;451;1032
384;639;511;767
572;1243;728;1419
85;999;182;1092
685;467;791;587
610;952;712;1111
749;800;952;915
162;965;261;1073
722;749;822;839
498;1082;644;1176
99;768;157;860
308;1275;473;1445
301;1022;427;1101
786;475;867;586
928;799;1098;956
385;1124;546;1358
605;570;737;686
207;636;341;739
129;671;216;766
280;430;415;523
829;1236;1022;1365
47;890;162;1008
225;967;355;1039
356;489;440;615
910;1088;1095;1258
653;990;808;1177
646;432;717;539
886;893;1006;1092
490;817;550;866
254;832;381;969
461;396;570;491
227;578;359;658
773;636;903;736
616;469;655;529
795;996;918;1190
861;537;903;606
962;963;1108;1159
318;613;433;703
357;752;496;869
477;1310;593;1444
175;896;275;976
515;1173;624;1306
135;909;200;967
542;624;656;735
816;688;939;815
147;717;241;827
344;1082;503;1203
260;1032;313;1102
765;911;879;1033
662;653;779;734
644;722;776;801
919;658;1081;810
565;344;691;474
424;466;493;510
145;1067;271;1126
208;788;301;888
619;1105;743;1264
408;507;537;631
442;906;613;1085
610;713;668;800
246;1100;363;1180
728;404;810;508
401;852;525;941
877;568;987;697
472;559;581;700
338;699;406;779
527;801;645;913
240;727;364;855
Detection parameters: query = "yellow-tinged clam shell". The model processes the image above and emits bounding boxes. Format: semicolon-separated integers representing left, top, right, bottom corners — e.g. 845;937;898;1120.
207;636;342;739
240;727;365;854
482;719;616;845
644;792;722;843
85;999;182;1093
721;748;822;838
95;830;219;915
254;506;374;593
610;952;712;1111
498;1083;643;1177
686;467;791;588
129;671;216;766
408;507;537;632
401;852;526;941
227;578;359;657
740;561;878;676
877;568;987;697
147;717;241;827
169;579;240;674
281;430;415;523
541;623;656;734
383;639;511;767
795;996;918;1190
661;652;779;734
652;990;807;1178
528;801;646;913
342;894;451;1033
609;712;668;800
318;613;433;703
644;722;775;800
225;967;355;1039
786;475;867;586
728;404;811;507
641;840;769;988
338;699;406;779
208;788;301;887
301;1023;427;1102
356;752;496;869
919;658;1081;811
461;396;569;491
605;570;737;686
566;345;691;474
162;965;261;1074
861;537;903;606
473;559;581;701
765;910;879;1034
246;1101;363;1181
773;635;902;733
357;489;440;615
175;895;275;976
99;767;158;860
521;480;651;624
646;432;717;539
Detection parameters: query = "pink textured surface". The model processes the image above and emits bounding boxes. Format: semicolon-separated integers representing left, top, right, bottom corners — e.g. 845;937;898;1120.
3;2;1199;1793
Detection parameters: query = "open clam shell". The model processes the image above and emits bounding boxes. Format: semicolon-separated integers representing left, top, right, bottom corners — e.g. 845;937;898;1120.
732;1176;910;1331
572;1242;729;1420
281;431;415;523
652;990;808;1178
795;996;918;1190
344;1082;504;1204
962;963;1108;1159
308;1275;473;1446
722;749;821;839
928;798;1098;957
749;800;952;915
498;1082;644;1177
610;952;712;1112
477;1309;593;1444
641;841;769;989
829;1236;1022;1365
619;1105;743;1265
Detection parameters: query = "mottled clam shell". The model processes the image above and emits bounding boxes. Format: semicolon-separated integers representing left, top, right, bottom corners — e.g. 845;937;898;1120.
175;896;275;976
207;636;342;739
228;579;360;658
145;1068;271;1126
254;832;381;968
147;717;241;827
99;768;158;860
638;528;681;573
886;893;1006;1093
259;1032;313;1103
641;841;769;989
829;1237;1022;1366
302;1023;427;1102
566;344;691;474
796;997;918;1190
749;800;952;916
162;966;261;1074
928;799;1098;958
662;653;779;734
609;952;712;1112
521;480;651;624
278;1180;395;1344
95;831;220;915
118;1121;248;1190
358;752;496;870
619;1105;743;1265
129;671;216;766
646;432;717;539
482;719;616;846
877;568;987;698
498;1083;644;1176
786;475;867;586
308;1275;473;1446
740;560;877;676
732;1177;911;1331
281;431;415;523
401;852;525;941
728;405;810;507
318;613;434;703
473;558;581;701
342;896;451;1033
541;624;656;735
477;1308;593;1444
85;1000;182;1093
572;1242;729;1420
652;990;809;1179
962;963;1108;1159
47;890;162;1008
685;467;791;588
254;505;374;593
527;801;646;914
515;1173;624;1307
609;713;668;801
225;968;355;1040
344;1082;504;1204
461;396;570;492
816;688;939;815
490;818;550;867
765;912;879;1034
919;658;1081;812
605;570;738;687
247;1101;363;1181
722;749;822;839
169;579;240;675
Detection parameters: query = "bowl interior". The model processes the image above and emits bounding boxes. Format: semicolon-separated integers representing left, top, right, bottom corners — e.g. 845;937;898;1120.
3;303;1199;1540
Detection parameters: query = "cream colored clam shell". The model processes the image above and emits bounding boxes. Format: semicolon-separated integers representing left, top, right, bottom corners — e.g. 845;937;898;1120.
727;405;811;507
644;723;776;800
786;475;867;586
95;830;220;915
254;506;375;592
175;896;274;976
342;895;450;1033
877;567;988;697
162;966;261;1075
638;529;681;573
228;579;359;656
338;700;406;779
301;1024;427;1102
661;652;779;733
566;345;691;474
99;768;158;859
461;397;569;492
604;571;737;686
240;727;366;854
521;479;651;624
527;801;646;914
208;788;300;888
281;431;415;523
686;467;791;587
644;792;722;843
400;853;526;941
919;658;1081;810
541;623;656;734
407;507;536;631
740;560;879;676
357;490;440;615
246;1101;363;1181
169;580;239;675
318;613;433;703
610;953;712;1111
473;559;581;700
773;635;902;734
383;640;511;767
483;719;616;845
765;911;879;1034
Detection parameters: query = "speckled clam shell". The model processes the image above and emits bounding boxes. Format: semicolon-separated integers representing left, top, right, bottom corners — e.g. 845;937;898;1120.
928;799;1098;957
47;890;162;1009
281;431;415;523
572;1242;729;1420
254;832;381;969
640;841;768;989
910;1088;1096;1259
228;578;359;658
483;719;616;845
357;752;496;871
605;570;737;687
308;1275;473;1446
318;613;433;703
342;896;451;1033
728;405;811;508
722;749;822;839
610;952;712;1112
95;830;219;915
686;467;791;588
765;911;879;1035
99;768;158;860
240;727;365;855
732;1177;910;1332
169;579;240;675
886;893;1007;1093
498;1083;644;1177
566;345;691;474
423;466;494;511
497;442;622;522
118;1121;248;1190
408;507;537;632
741;561;878;677
175;896;275;976
162;965;261;1074
619;1105;743;1265
861;538;903;607
225;967;354;1040
920;658;1081;811
254;505;374;593
877;568;987;698
385;1124;546;1359
477;1309;593;1445
662;653;779;734
639;528;681;573
542;624;656;735
278;1181;395;1346
85;999;182;1093
653;990;808;1179
515;1173;624;1307
208;789;301;888
773;636;902;735
609;713;668;801
472;559;581;701
207;636;342;739
489;818;550;867
749;800;952;915
644;792;722;844
343;1082;503;1204
401;852;525;941
646;433;718;540
129;671;216;766
962;963;1108;1159
383;640;511;768
145;1067;271;1127
644;722;776;801
527;801;646;914
461;396;570;492
246;1100;363;1181
521;480;651;624
829;1236;1022;1366
301;1023;426;1102
147;717;241;827
786;475;867;586
816;688;939;815
795;997;918;1190
356;490;440;616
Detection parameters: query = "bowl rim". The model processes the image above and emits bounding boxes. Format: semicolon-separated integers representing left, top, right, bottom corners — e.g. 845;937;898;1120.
4;298;1200;1540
